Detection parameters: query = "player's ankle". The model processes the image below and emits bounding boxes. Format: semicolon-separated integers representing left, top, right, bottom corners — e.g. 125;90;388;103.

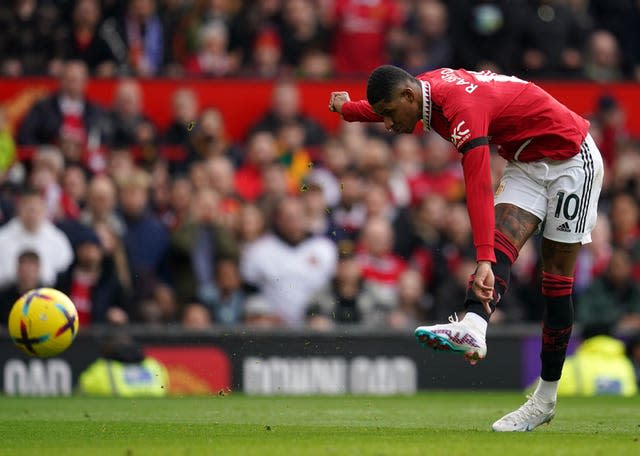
534;378;559;404
462;312;488;335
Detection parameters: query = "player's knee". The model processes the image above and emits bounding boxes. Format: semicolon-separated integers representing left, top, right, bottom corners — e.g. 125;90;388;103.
541;238;581;277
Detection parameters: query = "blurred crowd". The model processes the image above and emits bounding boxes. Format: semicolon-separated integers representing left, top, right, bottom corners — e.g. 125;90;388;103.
0;1;639;337
2;0;640;81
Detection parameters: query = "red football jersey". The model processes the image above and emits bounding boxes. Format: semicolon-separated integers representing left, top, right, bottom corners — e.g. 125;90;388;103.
341;68;590;262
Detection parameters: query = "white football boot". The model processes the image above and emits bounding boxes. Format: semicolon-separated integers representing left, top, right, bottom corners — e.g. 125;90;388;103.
491;395;556;432
414;314;487;364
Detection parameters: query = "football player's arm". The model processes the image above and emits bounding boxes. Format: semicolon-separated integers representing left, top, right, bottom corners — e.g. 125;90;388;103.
328;92;383;122
460;141;496;263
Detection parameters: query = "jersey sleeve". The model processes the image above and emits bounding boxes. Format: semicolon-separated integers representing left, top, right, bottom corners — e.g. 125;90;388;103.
341;100;384;123
443;95;496;263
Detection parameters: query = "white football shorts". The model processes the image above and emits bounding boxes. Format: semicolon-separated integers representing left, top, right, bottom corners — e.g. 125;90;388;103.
494;134;604;244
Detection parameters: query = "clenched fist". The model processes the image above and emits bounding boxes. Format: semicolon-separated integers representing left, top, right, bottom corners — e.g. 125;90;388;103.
328;91;350;114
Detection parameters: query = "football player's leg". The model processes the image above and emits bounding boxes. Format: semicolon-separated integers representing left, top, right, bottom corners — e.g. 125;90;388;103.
415;204;539;361
538;238;580;388
464;203;540;321
534;133;604;403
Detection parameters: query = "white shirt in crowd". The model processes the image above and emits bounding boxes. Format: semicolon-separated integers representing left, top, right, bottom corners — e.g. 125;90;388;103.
0;218;74;288
240;233;338;325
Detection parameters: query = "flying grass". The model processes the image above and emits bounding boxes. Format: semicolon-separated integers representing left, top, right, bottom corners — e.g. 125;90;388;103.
0;393;638;456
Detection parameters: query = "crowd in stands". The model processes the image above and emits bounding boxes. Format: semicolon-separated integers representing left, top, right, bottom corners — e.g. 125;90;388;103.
1;0;640;81
0;0;639;338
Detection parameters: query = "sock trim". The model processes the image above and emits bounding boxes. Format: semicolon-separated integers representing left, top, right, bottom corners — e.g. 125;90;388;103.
494;230;518;263
541;271;574;297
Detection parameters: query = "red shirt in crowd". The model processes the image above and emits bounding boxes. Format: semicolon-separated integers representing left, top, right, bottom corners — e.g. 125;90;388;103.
342;68;590;263
332;0;403;75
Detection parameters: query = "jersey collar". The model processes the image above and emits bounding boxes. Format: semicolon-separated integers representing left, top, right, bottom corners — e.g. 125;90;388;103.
421;80;432;132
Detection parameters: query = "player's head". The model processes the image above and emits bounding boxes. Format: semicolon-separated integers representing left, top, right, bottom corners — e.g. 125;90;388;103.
367;65;422;134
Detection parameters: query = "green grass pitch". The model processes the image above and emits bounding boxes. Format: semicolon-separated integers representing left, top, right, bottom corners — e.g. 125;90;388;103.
0;393;638;455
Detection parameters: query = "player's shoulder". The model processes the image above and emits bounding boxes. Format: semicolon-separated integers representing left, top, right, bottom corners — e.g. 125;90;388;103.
421;68;531;92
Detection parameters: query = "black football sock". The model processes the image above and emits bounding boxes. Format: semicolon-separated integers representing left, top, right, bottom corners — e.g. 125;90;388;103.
540;271;574;382
464;230;518;322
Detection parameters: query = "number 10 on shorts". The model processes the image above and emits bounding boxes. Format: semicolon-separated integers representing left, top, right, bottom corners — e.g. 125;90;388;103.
554;191;580;220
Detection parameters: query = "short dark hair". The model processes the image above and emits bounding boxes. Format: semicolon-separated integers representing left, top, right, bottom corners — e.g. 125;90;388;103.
18;250;40;263
366;65;415;105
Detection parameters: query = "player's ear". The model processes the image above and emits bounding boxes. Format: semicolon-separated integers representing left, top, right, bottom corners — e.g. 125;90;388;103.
401;88;415;103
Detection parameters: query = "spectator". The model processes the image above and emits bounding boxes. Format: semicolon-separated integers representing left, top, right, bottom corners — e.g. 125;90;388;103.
257;162;292;216
228;0;283;66
245;26;284;78
589;0;639;78
363;182;412;252
518;0;585;78
243;293;281;328
234;131;278;202
163;88;199;147
62;164;88;216
439;202;476;276
100;0;165;77
17;60;109;148
609;193;640;278
449;0;522;73
329;0;404;76
306;245;391;328
389;268;431;329
0;0;65;77
80;174;131;290
209;258;246;325
29;146;80;221
168;187;238;308
433;254;477;322
407;134;463;205
171;0;238;66
160;176;192;231
236;203;266;248
557;332;638;397
301;183;333;238
609;141;640;199
117;168;169;306
205;156;240;203
591;95;628;170
279;0;330;69
577;248;640;335
574;215;612;295
0;188;73;288
138;282;178;323
184;108;241;172
297;47;333;80
106;148;136;183
401;0;452;73
330;167;367;242
397;193;447;266
64;0;118;77
78;331;168;396
158;0;190;75
184;20;239;77
240;196;337;325
274;120;312;190
108;79;157;149
356;216;407;304
0;250;42;327
306;137;350;208
181;302;213;328
55;226;130;326
583;29;623;82
248;80;326;147
81;174;126;236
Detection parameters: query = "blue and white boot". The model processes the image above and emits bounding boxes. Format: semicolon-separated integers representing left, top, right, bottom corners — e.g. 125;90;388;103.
414;313;488;364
